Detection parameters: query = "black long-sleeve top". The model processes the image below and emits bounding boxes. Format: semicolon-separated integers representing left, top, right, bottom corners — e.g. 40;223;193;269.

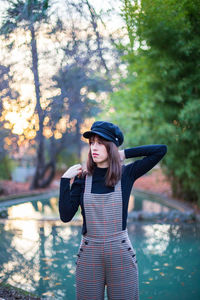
59;144;167;235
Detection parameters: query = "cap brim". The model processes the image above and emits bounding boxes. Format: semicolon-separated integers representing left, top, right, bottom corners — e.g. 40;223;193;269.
83;130;112;142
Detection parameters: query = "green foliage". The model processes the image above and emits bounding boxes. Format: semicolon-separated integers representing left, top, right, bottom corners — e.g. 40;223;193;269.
56;148;80;171
0;155;17;180
0;0;50;35
109;0;200;204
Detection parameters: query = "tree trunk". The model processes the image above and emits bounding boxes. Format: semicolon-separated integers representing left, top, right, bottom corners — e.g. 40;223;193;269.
75;120;81;160
29;23;46;190
85;0;109;75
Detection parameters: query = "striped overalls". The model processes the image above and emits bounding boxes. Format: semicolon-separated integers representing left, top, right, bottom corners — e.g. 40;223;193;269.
75;175;139;300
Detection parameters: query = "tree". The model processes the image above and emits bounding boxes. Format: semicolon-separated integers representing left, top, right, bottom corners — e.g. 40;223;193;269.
0;0;55;188
109;0;200;205
52;65;110;159
0;0;122;189
41;4;115;165
0;64;20;181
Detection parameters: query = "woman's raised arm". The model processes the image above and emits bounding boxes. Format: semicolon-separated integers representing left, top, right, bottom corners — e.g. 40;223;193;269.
123;144;167;181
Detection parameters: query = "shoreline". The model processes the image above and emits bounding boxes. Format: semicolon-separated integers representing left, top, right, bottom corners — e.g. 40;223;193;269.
0;168;199;215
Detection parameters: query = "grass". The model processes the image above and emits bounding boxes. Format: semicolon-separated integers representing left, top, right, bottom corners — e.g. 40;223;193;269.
0;282;41;299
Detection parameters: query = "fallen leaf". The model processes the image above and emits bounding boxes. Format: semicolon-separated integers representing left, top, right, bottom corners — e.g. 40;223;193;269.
163;263;169;266
176;266;184;270
42;292;55;296
42;276;50;280
153;268;160;271
41;258;56;262
55;282;61;286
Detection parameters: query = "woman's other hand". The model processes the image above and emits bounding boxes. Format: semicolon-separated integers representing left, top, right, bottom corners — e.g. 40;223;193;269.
118;150;125;162
61;164;83;179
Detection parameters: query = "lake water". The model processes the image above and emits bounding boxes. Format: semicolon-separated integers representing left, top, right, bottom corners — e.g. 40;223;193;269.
0;193;199;299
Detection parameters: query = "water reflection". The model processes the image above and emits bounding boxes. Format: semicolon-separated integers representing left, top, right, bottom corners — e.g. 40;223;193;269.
7;197;61;220
143;224;170;255
128;222;200;299
128;195;135;212
8;202;42;220
133;190;173;212
0;220;80;299
142;199;170;212
4;192;173;223
0;194;199;299
1;219;200;299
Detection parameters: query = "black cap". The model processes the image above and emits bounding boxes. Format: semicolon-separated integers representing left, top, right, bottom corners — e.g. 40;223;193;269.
83;121;124;147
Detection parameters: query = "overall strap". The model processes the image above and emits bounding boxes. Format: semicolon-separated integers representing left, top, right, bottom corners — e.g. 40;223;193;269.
85;174;121;193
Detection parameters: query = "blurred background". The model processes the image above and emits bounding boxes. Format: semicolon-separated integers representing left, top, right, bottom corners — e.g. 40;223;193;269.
0;0;200;299
0;0;200;206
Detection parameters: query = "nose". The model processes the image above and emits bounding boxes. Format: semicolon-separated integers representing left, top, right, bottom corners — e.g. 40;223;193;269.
92;141;99;149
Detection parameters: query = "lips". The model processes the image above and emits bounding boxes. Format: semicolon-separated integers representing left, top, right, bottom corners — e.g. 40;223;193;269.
93;153;99;156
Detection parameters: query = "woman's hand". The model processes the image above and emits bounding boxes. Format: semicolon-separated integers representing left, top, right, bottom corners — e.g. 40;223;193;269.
61;164;83;179
118;150;125;162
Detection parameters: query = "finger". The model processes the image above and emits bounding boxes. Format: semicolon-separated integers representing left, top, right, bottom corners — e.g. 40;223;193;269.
77;170;83;177
71;165;81;171
76;165;82;169
73;164;81;168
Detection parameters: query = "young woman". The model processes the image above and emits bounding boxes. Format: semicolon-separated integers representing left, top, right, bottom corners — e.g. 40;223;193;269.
59;120;167;300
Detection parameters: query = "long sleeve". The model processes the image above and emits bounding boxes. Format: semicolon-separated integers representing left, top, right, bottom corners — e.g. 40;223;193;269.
58;176;82;222
124;144;167;181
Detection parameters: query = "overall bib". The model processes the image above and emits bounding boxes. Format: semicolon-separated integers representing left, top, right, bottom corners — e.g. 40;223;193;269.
75;175;139;300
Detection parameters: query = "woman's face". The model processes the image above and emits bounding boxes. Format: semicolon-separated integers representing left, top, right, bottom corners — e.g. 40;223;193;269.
90;136;108;167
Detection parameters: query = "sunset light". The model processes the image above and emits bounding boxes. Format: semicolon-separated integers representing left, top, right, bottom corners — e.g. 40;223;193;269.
0;0;199;298
5;111;29;135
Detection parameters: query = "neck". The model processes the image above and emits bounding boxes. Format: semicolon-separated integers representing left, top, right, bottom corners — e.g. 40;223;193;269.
96;162;109;168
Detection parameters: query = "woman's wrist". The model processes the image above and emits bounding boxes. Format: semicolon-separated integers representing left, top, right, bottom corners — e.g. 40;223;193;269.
119;149;125;161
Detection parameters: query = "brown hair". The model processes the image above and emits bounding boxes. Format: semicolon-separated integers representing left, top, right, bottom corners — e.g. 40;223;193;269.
84;134;122;187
